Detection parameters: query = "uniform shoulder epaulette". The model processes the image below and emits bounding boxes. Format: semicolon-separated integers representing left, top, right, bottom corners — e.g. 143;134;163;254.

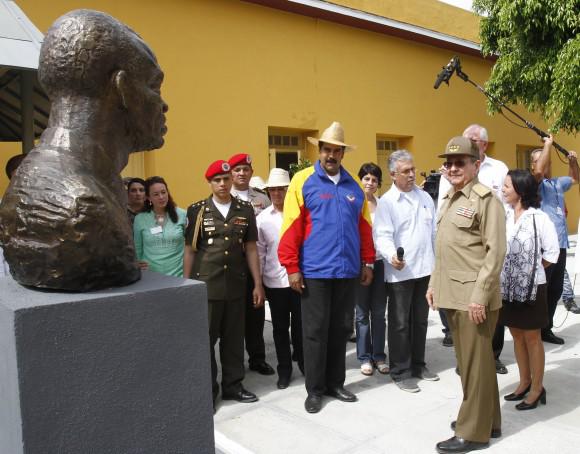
472;183;491;198
188;199;206;210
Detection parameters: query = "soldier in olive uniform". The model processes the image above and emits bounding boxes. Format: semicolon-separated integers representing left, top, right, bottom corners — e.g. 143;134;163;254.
228;153;276;375
426;137;506;454
184;160;265;407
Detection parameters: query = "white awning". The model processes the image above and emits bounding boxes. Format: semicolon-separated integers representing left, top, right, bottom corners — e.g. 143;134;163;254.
0;0;48;147
0;0;43;70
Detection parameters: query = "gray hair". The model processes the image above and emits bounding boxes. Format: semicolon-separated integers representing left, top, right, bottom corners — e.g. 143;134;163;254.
463;124;488;142
388;149;413;173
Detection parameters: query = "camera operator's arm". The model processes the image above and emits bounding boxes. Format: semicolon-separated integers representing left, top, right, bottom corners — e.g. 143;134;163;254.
533;135;552;181
568;151;578;184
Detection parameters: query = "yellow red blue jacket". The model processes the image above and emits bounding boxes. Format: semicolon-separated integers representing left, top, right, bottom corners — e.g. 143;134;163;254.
278;161;375;278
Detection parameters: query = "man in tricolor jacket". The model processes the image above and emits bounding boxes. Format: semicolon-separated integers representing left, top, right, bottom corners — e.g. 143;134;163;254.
278;121;375;414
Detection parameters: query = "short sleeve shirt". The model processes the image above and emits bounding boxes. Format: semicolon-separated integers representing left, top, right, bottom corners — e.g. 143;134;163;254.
539;176;573;248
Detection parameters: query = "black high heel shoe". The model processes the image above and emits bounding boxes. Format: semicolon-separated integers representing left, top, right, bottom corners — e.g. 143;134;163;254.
516;388;546;410
504;384;531;401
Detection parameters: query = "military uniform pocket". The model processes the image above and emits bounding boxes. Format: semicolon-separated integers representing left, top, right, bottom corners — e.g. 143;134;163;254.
451;215;474;229
448;270;478;304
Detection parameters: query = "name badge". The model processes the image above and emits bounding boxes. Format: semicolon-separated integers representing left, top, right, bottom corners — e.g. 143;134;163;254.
150;226;163;235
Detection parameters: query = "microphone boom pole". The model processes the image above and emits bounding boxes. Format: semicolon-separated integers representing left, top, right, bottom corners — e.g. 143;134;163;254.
434;56;570;158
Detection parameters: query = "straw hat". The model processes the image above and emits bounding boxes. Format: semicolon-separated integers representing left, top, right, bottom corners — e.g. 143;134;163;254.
265;168;290;188
307;121;356;152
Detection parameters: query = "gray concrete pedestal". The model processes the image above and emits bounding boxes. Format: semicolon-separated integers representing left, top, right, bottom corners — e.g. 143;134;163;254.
0;271;214;454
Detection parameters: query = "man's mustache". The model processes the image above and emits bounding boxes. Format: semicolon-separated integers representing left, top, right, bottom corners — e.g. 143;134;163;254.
325;158;338;164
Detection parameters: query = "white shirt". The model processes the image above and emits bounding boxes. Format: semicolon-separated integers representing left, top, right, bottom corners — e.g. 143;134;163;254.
212;197;231;218
257;206;289;288
505;207;559;285
374;184;436;282
233;189;249;201
438;154;508;210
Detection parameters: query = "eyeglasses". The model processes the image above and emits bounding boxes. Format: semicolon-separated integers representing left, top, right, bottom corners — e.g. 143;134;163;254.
443;159;470;169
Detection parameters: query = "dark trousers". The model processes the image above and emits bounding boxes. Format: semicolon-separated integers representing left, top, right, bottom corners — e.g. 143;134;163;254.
301;278;356;396
208;297;245;399
265;286;303;377
492;323;504;361
245;276;266;365
439;309;450;333
543;248;567;332
387;276;429;378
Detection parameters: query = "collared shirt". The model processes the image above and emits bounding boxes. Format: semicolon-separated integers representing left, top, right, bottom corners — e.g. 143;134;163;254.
374;184;436;282
438;154;508;209
231;187;271;216
257;206;289;288
538;176;573;248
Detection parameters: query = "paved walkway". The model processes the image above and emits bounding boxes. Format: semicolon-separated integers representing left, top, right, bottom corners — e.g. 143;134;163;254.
215;238;580;454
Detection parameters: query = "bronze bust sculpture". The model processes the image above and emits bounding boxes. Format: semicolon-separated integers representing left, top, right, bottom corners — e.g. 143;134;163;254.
0;10;168;291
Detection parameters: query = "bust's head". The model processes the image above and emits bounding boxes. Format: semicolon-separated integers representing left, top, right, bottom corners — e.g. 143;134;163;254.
38;9;168;152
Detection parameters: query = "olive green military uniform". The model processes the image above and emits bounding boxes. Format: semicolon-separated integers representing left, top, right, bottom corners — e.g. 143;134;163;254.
430;177;506;443
185;196;258;399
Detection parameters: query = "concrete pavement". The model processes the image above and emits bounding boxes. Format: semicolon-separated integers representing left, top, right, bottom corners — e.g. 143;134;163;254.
214;236;580;454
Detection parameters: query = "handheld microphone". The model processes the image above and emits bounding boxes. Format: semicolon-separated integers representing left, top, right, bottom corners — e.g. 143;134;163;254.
397;247;404;261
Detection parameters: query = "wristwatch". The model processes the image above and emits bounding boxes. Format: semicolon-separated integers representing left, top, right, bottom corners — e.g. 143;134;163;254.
363;263;374;270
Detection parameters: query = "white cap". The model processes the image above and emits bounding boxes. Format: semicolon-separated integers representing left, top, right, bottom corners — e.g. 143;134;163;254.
249;176;267;190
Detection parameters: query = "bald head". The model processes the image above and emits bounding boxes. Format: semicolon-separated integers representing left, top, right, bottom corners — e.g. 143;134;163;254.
462;124;488;160
38;9;158;99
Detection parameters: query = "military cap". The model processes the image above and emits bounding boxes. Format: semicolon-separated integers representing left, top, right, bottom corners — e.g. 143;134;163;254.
438;136;479;159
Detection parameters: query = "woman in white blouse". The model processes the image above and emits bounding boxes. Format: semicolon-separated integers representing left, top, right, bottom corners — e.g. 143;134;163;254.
500;170;559;410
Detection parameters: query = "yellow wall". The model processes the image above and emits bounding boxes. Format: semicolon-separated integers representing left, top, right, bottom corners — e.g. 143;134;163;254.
4;0;579;232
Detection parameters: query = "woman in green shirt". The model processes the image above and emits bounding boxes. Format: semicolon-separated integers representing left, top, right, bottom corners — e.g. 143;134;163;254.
133;176;186;277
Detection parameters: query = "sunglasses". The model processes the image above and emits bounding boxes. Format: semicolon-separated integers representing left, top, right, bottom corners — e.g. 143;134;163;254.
443;159;471;169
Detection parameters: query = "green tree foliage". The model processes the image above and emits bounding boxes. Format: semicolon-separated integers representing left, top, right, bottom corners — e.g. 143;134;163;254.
288;158;312;178
473;0;580;133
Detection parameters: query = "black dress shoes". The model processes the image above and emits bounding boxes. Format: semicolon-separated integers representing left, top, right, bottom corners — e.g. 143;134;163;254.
436;436;489;453
504;384;531;401
304;394;322;413
249;361;276;375
541;329;565;345
450;421;501;438
324;387;357;402
222;388;258;403
495;359;508;374
277;375;291;389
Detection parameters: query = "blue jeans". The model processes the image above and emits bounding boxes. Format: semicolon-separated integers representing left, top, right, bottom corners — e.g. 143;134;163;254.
355;260;387;363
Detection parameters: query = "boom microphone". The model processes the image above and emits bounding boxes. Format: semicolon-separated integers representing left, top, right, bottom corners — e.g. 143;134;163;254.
433;56;459;89
397;247;405;261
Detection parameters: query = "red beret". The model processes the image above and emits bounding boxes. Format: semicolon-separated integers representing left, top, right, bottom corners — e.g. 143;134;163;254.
228;153;252;169
205;160;231;180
